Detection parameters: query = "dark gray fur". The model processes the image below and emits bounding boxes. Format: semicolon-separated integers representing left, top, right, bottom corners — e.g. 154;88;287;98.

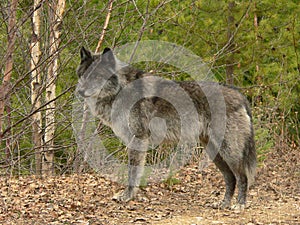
76;47;256;210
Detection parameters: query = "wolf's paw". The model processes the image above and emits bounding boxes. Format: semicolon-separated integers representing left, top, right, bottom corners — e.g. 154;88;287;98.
211;201;231;210
231;203;246;212
112;187;139;203
112;191;131;202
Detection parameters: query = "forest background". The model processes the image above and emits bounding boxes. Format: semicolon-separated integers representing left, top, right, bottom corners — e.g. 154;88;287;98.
0;0;299;176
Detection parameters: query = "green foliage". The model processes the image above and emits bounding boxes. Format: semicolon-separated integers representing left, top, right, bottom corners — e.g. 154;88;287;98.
254;121;275;163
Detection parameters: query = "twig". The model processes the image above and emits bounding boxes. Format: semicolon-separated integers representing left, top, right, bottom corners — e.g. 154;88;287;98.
213;0;252;60
0;85;75;138
95;0;114;53
129;0;171;63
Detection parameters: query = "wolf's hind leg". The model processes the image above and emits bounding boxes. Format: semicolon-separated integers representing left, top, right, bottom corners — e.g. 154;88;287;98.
231;173;248;211
113;148;147;202
212;153;236;209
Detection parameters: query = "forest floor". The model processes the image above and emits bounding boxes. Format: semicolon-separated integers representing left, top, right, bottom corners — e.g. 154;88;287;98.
0;146;299;225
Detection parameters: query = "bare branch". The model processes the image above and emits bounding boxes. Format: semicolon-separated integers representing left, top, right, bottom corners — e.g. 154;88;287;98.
95;0;114;53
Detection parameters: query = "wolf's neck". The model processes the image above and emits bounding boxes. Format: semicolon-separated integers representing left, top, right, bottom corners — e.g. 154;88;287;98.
97;95;117;126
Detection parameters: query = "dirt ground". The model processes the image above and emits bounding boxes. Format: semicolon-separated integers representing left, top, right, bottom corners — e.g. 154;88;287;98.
0;147;299;225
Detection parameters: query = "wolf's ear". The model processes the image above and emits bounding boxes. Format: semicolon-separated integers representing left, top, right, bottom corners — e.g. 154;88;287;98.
102;47;115;64
80;46;92;62
103;47;111;54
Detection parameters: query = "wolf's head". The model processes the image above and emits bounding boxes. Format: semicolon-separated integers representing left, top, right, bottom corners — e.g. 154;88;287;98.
76;47;122;99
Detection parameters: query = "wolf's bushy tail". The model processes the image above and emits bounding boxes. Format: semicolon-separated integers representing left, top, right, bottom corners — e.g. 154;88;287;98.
244;130;257;189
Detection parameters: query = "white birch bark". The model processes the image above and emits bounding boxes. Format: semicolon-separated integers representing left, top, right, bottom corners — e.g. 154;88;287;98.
30;0;43;175
43;0;65;175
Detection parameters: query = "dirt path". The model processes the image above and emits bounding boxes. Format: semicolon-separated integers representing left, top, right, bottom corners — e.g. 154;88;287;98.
0;147;299;224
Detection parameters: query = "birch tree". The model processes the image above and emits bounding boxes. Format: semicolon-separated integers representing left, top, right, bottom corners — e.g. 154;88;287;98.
43;0;65;175
30;0;43;175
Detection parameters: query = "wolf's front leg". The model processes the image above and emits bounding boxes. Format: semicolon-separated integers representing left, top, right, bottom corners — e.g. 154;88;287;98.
113;148;147;202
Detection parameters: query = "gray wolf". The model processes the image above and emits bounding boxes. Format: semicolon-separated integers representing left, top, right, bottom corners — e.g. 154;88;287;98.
76;47;256;210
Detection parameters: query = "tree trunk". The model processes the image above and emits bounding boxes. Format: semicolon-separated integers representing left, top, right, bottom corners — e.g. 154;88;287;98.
43;0;65;175
30;0;43;175
253;1;262;104
254;2;260;82
226;1;235;85
0;0;18;163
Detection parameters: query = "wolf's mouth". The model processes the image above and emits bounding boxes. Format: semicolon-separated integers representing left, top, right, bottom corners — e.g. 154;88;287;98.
78;90;98;98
